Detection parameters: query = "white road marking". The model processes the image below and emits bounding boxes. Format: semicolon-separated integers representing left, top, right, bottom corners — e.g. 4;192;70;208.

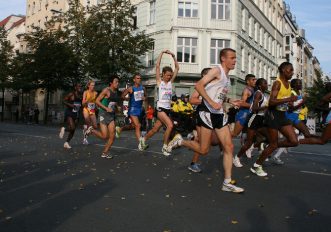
289;150;331;157
95;144;164;155
11;133;47;139
300;171;331;176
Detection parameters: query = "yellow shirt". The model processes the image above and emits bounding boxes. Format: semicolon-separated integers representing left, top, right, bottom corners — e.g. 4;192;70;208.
299;106;308;120
178;100;193;114
275;77;291;111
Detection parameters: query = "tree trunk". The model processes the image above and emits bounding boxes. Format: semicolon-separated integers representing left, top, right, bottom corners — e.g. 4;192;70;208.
1;88;4;122
43;88;50;124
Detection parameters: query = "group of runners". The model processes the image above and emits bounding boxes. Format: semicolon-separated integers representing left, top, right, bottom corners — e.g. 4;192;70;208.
58;48;331;194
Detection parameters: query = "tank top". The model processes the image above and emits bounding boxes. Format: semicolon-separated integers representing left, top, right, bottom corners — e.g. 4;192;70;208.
202;65;231;114
251;90;269;116
99;88;121;113
85;91;97;112
239;87;254;111
291;90;303;114
129;85;144;109
66;92;82;113
275;77;291;111
157;81;172;109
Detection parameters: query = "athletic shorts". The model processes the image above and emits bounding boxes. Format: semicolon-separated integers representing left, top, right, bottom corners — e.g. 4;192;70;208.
65;110;78;121
128;106;142;117
197;111;228;130
99;111;115;125
286;112;301;125
247;114;265;130
235;109;251;126
264;109;292;129
157;107;171;117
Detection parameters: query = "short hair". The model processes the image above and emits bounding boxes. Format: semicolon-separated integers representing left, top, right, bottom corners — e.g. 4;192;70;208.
133;73;141;79
162;66;173;74
278;62;292;74
219;48;236;63
200;67;211;77
109;74;119;84
255;78;266;91
86;80;95;88
290;78;301;88
245;74;255;82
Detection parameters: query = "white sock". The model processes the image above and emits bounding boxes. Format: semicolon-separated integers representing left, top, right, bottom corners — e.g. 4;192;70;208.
224;178;231;184
253;162;261;168
274;148;284;159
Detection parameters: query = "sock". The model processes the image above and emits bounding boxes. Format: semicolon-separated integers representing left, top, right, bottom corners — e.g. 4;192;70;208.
224;178;231;184
253;162;261;168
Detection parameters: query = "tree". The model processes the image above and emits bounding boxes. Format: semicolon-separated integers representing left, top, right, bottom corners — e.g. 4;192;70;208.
82;0;153;81
26;28;80;123
0;26;13;121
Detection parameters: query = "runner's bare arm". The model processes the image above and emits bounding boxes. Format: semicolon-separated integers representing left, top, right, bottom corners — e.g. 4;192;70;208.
156;50;167;86
269;81;297;106
189;90;201;105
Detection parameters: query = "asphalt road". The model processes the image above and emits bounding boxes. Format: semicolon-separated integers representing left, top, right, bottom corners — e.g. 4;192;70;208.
0;122;330;232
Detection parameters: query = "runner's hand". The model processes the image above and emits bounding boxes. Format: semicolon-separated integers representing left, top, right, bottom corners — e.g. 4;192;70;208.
210;101;222;110
230;99;243;107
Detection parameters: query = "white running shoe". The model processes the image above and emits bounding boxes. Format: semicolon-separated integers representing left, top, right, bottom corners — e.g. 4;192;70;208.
245;145;254;158
115;126;121;138
221;182;244;193
233;156;243;168
167;133;183;152
271;156;284;165
59;127;65;139
84;126;93;137
250;165;268;177
83;138;89;145
64;142;72;149
162;145;171;156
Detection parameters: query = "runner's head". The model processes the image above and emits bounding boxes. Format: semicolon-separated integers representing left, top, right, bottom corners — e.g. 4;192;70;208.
278;62;294;80
255;78;268;92
74;83;81;92
219;48;236;70
290;78;302;91
245;74;256;88
200;67;211;78
133;73;142;85
86;80;95;91
162;66;173;82
109;74;119;89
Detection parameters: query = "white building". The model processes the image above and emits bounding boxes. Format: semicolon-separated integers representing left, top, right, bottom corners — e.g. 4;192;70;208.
132;0;285;99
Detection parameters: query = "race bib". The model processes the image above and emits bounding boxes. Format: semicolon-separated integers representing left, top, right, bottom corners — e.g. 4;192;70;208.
87;103;95;110
72;102;81;113
108;102;116;111
134;90;144;101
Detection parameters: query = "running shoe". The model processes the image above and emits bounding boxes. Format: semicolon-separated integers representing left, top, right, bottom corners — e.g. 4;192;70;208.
64;142;72;149
245;146;254;158
101;152;113;159
233;156;243;168
115;126;121;138
83;138;89;145
162;145;171;156
138;137;149;151
84;126;93;137
167;133;183;152
188;163;202;173
221;182;244;193
59;127;65;139
250;165;268;177
187;132;194;140
271;156;284;165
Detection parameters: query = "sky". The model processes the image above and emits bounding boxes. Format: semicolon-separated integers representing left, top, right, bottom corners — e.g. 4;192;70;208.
0;0;330;75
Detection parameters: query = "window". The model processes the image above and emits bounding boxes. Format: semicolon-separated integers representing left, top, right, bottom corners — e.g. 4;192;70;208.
248;53;252;73
132;7;137;29
147;42;155;66
241;47;245;71
32;2;35;14
248;16;253;37
254;57;257;74
254;22;258;42
211;0;231;20
149;0;156;25
177;37;197;63
178;0;198;18
241;7;246;31
210;39;230;65
259;27;263;46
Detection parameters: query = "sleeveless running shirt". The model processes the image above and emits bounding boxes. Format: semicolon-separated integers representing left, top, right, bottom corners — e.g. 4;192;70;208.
202;65;231;114
129;85;144;109
275;77;292;111
251;90;269;116
291;90;303;114
84;91;97;113
157;81;172;109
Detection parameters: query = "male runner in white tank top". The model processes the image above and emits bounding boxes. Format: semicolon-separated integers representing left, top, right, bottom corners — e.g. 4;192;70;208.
168;48;245;193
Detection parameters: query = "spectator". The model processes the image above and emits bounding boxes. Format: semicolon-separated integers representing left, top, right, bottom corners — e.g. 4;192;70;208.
34;106;40;124
146;105;154;131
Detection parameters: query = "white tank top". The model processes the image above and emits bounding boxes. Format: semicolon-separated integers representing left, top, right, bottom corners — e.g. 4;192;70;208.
202;65;231;114
252;90;269;116
157;81;172;109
